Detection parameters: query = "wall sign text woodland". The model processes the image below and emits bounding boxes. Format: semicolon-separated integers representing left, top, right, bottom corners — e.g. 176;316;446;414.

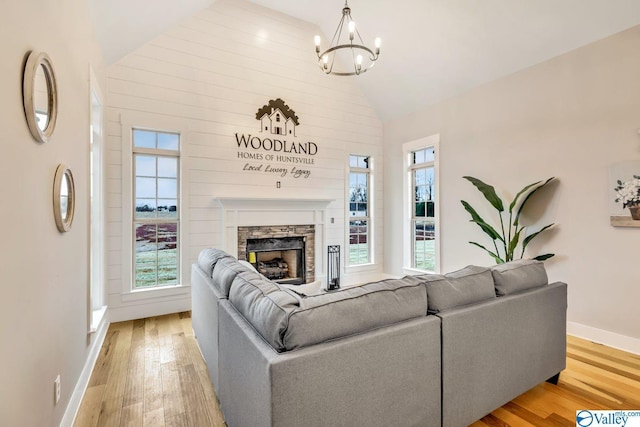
235;98;316;178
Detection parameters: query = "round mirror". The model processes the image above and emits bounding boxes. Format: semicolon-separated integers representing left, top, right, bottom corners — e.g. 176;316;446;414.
53;164;75;232
34;64;49;131
23;51;58;143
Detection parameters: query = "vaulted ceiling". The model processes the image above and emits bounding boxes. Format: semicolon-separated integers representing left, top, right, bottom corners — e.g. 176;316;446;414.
89;0;640;120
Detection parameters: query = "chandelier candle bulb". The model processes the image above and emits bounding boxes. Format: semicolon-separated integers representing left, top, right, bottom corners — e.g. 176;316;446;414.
314;35;321;53
375;37;381;54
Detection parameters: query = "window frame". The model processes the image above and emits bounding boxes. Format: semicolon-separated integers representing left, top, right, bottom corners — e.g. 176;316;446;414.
120;114;190;300
88;65;107;333
402;135;440;274
347;154;373;267
132;135;180;290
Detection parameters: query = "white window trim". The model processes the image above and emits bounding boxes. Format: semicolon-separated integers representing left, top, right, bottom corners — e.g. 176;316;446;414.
120;113;190;298
88;65;106;334
345;155;375;270
402;135;440;275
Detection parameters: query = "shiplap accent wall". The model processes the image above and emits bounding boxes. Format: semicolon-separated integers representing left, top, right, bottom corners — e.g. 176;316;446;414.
105;0;384;320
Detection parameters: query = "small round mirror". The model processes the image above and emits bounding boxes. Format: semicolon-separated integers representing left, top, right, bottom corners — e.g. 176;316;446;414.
23;51;58;143
53;164;75;232
34;64;49;131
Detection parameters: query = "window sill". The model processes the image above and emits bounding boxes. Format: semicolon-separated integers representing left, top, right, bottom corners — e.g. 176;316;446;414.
89;305;108;334
121;284;190;302
346;263;377;273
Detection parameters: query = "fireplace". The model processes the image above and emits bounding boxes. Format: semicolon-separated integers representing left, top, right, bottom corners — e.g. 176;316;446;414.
246;236;305;284
237;224;315;284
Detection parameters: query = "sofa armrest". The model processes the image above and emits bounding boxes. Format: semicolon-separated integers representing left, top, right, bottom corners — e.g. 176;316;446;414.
218;300;442;427
191;264;226;393
437;281;567;427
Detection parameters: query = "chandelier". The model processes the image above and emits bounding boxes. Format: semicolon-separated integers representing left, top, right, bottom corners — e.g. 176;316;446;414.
314;1;381;76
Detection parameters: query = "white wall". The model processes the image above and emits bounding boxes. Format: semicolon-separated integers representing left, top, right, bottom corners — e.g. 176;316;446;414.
105;0;384;320
384;26;640;349
0;0;104;425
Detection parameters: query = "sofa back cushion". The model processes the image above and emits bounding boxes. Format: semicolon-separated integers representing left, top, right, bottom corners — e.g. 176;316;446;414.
283;277;427;351
419;266;496;313
491;259;548;296
211;256;256;297
229;271;300;351
197;248;234;278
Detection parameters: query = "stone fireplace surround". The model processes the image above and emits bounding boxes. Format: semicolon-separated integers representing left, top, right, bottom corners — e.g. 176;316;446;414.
214;197;334;285
238;225;315;283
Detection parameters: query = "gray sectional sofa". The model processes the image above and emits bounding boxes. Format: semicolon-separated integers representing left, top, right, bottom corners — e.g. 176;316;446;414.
191;249;567;427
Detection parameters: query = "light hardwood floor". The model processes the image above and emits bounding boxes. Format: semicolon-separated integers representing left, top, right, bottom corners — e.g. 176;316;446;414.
75;313;640;426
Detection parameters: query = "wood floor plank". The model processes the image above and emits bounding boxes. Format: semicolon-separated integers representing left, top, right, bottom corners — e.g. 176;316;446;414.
73;384;106;427
143;317;164;417
158;334;175;365
119;402;143;427
565;358;640;406
172;332;190;367
568;336;640;364
178;363;213;427
75;314;640;427
97;321;133;427
88;330;118;387
161;361;186;419
491;407;537;427
545;412;574;427
142;407;164;427
165;413;189;427
123;319;145;407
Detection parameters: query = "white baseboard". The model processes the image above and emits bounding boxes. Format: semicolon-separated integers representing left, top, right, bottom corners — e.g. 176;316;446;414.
60;310;110;427
109;297;191;323
568;321;640;355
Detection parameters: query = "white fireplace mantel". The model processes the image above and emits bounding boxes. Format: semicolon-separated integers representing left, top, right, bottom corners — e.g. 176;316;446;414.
214;197;335;284
214;197;335;211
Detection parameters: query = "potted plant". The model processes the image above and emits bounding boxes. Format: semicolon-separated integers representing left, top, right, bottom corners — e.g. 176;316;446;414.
461;176;555;264
614;175;640;220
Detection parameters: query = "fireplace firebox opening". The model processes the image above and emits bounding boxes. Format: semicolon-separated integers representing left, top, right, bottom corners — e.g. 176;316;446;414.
246;236;306;285
238;225;315;284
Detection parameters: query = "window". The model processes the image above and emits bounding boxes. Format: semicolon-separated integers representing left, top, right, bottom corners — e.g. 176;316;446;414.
410;147;436;271
348;155;370;265
132;129;180;289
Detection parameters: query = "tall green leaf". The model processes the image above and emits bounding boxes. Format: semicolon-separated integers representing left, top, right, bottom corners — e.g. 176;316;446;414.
469;242;504;264
514;177;554;226
533;253;554;261
463;176;505;212
508;180;542;213
521;223;554;252
507;227;524;261
461;200;504;242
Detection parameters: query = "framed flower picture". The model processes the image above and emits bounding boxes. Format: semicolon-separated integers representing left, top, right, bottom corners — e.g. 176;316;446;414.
609;160;640;227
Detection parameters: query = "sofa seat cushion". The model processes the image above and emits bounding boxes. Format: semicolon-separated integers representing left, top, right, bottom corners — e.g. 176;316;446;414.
229;270;301;351
491;259;548;296
418;266;496;313
282;277;427;351
197;248;234;278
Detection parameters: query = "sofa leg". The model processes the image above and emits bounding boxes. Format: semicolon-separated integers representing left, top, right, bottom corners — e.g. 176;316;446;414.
546;373;560;385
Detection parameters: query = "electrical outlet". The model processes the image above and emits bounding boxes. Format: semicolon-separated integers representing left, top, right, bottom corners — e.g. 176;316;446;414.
54;375;61;405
